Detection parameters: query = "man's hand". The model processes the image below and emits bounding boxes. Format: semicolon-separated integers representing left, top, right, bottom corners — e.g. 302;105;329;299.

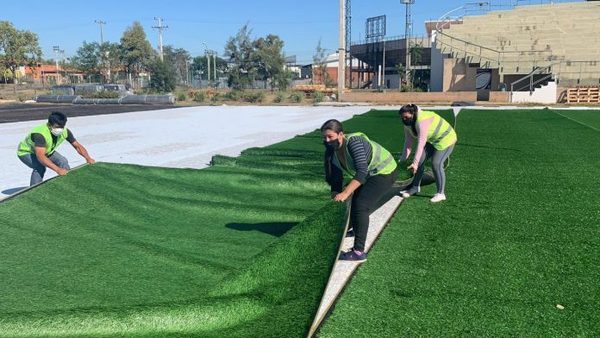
56;168;69;176
407;163;418;175
333;192;350;202
86;157;96;165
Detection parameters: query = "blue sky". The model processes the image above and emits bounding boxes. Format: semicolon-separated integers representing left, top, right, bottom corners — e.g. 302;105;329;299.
1;0;578;65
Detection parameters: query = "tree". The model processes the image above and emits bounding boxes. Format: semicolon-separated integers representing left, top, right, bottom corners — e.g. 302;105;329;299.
191;54;227;82
312;39;332;87
71;41;102;81
119;21;154;87
253;34;291;90
163;46;191;85
224;24;255;89
0;21;42;92
147;58;176;93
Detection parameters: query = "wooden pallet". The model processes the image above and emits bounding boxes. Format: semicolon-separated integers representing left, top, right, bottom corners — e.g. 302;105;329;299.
566;86;600;104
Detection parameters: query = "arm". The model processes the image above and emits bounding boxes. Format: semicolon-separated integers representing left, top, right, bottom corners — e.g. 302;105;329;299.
409;117;434;172
34;147;68;176
324;148;343;196
400;127;414;162
71;141;95;164
334;138;369;202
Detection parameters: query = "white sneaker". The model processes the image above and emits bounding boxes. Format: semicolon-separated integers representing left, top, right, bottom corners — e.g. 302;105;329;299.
430;193;446;203
400;186;420;198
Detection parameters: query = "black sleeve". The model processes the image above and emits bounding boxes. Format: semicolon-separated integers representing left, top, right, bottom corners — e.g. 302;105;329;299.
324;148;343;193
31;133;46;147
66;129;76;143
347;137;371;184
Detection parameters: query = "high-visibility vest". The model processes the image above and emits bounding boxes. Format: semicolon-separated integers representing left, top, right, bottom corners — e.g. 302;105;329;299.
406;110;457;150
332;132;397;177
17;124;68;156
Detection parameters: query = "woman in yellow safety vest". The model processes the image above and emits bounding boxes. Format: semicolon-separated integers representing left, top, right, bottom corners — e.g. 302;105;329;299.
321;119;397;262
398;104;457;203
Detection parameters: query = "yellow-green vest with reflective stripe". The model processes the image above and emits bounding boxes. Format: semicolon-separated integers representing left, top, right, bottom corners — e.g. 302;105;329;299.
332;132;397;177
407;110;457;150
17;124;68;156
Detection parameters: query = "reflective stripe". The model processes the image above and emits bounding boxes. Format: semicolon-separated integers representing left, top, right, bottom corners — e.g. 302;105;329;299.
432;118;444;138
432;126;452;144
370;155;393;175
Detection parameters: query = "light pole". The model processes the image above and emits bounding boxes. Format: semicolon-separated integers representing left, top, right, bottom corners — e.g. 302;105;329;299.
53;46;61;85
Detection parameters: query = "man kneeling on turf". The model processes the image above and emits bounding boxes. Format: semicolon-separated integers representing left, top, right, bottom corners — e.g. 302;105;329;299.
17;112;95;186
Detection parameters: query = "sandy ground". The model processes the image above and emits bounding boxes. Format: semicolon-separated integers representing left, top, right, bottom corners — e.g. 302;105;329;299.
1;105;371;198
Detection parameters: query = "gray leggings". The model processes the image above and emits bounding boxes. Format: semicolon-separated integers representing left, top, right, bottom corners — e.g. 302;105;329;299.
18;152;70;186
413;144;455;194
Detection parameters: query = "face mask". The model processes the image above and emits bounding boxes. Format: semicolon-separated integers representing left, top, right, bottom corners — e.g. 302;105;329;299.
324;139;341;150
51;128;64;136
402;116;415;126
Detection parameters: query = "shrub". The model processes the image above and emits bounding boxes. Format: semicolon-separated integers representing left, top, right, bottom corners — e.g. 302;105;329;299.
89;90;119;99
242;91;265;103
273;92;286;103
193;91;206;102
177;92;187;102
289;92;303;103
225;90;243;101
210;93;221;103
313;91;325;103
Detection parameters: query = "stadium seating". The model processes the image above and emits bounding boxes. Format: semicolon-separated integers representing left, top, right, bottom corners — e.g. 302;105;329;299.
436;2;600;86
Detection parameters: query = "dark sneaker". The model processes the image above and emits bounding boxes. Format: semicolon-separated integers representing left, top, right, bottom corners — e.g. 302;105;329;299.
345;228;355;237
339;250;367;262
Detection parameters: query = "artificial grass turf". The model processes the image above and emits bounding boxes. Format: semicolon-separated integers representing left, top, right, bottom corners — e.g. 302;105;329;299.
0;108;460;337
0;138;345;336
318;109;600;336
548;109;600;130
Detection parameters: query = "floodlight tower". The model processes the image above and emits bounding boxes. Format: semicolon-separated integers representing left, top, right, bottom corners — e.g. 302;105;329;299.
401;0;415;87
345;0;352;88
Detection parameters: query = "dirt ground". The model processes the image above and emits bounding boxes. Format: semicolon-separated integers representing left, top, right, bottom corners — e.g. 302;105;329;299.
0;103;181;123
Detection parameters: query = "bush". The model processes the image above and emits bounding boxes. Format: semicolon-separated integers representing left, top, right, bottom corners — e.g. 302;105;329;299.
210;93;221;103
273;92;286;103
224;90;243;101
289;92;303;103
176;92;187;102
88;90;119;99
313;91;325;103
242;91;265;103
193;91;205;102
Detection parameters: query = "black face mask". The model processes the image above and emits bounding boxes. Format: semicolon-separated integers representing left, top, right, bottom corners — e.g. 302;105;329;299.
324;139;340;150
402;116;415;126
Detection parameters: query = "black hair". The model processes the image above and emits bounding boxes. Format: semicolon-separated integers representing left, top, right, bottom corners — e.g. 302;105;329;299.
399;104;418;115
320;119;344;133
48;112;67;127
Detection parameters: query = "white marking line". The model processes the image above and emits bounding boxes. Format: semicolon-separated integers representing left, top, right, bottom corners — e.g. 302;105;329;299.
309;196;403;337
552;110;600;132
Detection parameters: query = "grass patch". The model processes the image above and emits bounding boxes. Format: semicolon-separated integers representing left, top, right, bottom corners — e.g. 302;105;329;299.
0;129;348;336
318;109;600;336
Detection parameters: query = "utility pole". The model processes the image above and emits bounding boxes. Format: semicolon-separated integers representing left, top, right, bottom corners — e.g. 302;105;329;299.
153;17;168;61
94;20;106;44
338;0;346;99
213;52;217;82
402;0;415;87
207;51;211;82
345;0;352;89
53;45;61;85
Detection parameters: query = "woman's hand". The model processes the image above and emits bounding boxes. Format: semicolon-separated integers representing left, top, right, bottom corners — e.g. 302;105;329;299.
333;191;350;202
407;163;418;175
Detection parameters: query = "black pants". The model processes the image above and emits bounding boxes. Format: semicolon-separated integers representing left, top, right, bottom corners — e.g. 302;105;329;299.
351;169;398;252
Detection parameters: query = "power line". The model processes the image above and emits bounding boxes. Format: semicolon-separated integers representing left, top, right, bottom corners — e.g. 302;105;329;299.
153;17;169;61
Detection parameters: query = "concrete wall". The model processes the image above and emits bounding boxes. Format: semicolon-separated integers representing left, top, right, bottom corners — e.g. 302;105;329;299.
430;44;444;92
341;91;477;104
489;91;511;103
510;81;557;104
443;58;478;92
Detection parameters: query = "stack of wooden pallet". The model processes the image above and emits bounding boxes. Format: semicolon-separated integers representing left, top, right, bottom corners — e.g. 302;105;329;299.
566;86;600;104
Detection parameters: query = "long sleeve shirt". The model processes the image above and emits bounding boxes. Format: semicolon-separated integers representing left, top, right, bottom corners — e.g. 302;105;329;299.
324;136;373;192
400;116;434;166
